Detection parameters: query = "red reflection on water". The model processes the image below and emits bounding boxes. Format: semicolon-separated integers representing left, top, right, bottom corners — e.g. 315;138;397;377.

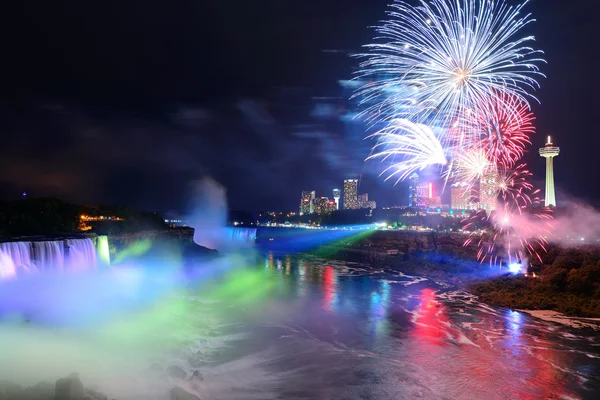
411;288;449;345
322;266;337;311
407;290;573;399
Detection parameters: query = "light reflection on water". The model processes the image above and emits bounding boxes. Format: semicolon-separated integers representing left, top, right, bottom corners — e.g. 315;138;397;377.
257;252;600;400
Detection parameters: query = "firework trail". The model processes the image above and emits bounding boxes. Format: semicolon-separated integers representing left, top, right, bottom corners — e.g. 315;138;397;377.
366;118;448;184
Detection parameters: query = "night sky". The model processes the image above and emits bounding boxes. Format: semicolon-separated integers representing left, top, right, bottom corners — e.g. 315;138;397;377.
1;0;599;213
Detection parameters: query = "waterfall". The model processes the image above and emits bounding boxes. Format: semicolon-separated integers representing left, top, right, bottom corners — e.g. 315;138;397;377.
34;241;64;271
0;242;33;277
0;251;17;280
223;227;257;243
0;238;102;280
66;239;98;271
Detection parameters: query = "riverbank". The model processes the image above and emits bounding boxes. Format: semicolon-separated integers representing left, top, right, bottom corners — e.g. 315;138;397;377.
517;310;600;331
304;244;600;320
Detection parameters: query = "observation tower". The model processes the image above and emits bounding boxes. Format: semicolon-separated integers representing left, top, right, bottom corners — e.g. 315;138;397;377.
333;188;341;210
539;136;560;207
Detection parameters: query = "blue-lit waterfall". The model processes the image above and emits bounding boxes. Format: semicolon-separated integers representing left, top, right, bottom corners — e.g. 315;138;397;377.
223;227;257;243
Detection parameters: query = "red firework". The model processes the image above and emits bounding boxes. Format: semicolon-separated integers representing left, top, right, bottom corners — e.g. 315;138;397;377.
470;93;535;168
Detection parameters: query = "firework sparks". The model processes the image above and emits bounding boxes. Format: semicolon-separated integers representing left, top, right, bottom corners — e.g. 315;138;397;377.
496;164;535;208
366;118;447;184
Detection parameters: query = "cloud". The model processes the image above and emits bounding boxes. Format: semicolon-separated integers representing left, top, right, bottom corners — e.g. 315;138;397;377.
0;98;380;211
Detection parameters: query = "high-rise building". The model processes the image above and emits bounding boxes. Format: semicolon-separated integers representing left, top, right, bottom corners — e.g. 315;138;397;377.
479;168;499;211
309;190;316;213
358;193;368;206
415;182;433;208
300;191;312;215
408;173;419;206
539;136;560;207
450;183;472;210
313;197;331;215
343;179;359;209
332;188;341;210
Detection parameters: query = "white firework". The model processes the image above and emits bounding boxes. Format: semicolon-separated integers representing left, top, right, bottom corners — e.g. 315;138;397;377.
453;147;494;185
366;118;448;183
354;0;545;139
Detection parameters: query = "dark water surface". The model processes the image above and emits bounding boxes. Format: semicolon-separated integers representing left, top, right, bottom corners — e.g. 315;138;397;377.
207;252;600;400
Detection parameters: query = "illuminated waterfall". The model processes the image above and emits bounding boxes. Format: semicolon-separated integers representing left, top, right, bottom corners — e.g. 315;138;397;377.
96;235;111;266
0;238;103;279
223;227;257;243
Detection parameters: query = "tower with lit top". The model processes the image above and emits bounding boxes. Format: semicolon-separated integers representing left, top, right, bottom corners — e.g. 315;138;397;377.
332;188;341;210
539;136;560;207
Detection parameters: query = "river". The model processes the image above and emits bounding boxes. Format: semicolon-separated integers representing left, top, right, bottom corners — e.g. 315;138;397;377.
1;250;599;399
199;252;600;400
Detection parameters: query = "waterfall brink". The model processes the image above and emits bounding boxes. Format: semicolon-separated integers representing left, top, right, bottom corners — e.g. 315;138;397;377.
0;238;101;279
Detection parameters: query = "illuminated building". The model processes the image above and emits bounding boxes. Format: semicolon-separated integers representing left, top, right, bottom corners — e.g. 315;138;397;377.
78;214;124;231
313;197;332;215
408;173;419;206
415;182;433;208
358;193;368;206
309;191;316;213
429;196;442;209
327;200;337;213
332;188;341;210
479;168;499;211
343;179;359;209
300;191;315;215
450;183;472;210
539;136;560;207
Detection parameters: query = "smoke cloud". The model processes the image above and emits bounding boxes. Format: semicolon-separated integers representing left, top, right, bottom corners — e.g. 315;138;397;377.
546;199;600;247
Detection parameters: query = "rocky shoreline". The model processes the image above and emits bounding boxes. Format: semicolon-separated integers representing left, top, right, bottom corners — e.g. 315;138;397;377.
0;366;206;400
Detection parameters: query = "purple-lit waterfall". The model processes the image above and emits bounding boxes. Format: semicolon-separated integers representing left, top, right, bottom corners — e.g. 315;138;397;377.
0;238;102;279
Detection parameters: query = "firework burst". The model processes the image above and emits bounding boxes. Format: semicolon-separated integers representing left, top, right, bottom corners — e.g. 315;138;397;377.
453;148;494;186
358;0;550;266
469;93;535;167
366;118;447;183
354;0;545;137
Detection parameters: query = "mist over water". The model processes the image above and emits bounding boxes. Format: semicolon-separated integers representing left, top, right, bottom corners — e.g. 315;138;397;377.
549;199;600;245
187;177;228;250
